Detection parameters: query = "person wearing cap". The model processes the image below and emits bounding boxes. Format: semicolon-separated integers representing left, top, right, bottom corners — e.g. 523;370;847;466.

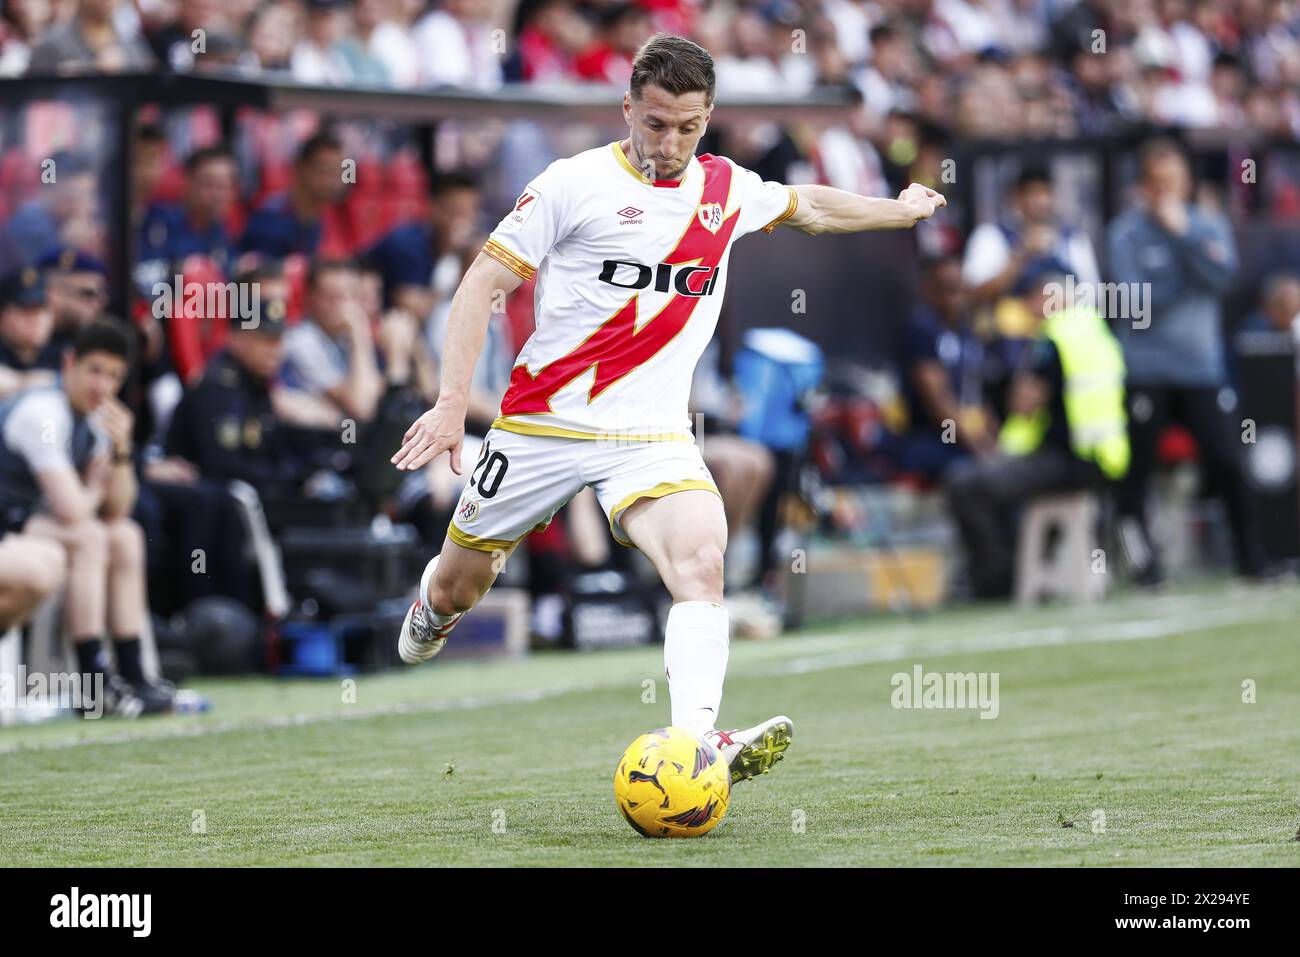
38;246;110;351
0;266;61;399
945;257;1129;600
0;320;174;715
163;299;306;493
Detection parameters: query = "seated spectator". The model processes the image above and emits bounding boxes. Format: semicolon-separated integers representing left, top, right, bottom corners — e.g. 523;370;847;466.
0;320;174;714
0;267;60;398
946;260;1129;600
895;254;997;482
0;531;65;631
574;3;652;85
292;0;360;86
414;0;502;90
138;146;239;279
0;152;101;278
0;0;56;77
165;305;305;494
240;132;346;260
365;171;483;322
25;0;156;75
1239;272;1300;335
278;259;384;427
962;166;1100;329
39;246;109;351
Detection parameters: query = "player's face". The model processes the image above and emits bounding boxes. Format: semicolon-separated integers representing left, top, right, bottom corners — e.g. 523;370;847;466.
64;351;127;415
623;85;713;182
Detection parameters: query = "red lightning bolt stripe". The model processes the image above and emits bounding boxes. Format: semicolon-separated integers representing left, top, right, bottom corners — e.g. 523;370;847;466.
499;155;736;416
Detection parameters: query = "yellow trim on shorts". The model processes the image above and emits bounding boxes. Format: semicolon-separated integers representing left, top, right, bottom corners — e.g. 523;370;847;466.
761;186;799;234
448;519;551;553
607;479;722;548
482;239;536;281
491;416;694;443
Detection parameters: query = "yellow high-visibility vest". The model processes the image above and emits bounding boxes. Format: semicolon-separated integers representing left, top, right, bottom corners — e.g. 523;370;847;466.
998;306;1130;479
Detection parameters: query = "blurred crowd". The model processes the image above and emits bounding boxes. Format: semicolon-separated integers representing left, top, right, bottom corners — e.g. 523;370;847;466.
3;0;1300;140
0;4;1298;712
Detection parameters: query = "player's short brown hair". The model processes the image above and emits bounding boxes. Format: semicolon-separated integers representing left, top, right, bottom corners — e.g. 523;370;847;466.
630;33;715;104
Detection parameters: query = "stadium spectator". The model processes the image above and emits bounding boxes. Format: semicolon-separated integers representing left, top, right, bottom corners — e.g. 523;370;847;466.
239;132;347;259
0;0;56;77
25;0;156;74
854;23;919;124
947;259;1128;600
414;0;503;90
292;0;363;86
895;254;997;481
137;146;239;277
365;171;483;321
39;247;109;353
0;267;60;398
1238;271;1300;334
146;0;233;72
164;303;305;493
574;3;652;85
349;0;420;88
246;1;301;76
510;0;593;84
962;166;1101;315
0;320;174;713
1106;137;1263;584
0;151;102;277
278;259;384;426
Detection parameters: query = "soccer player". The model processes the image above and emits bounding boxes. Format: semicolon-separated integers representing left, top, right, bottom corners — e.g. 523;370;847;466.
391;33;945;784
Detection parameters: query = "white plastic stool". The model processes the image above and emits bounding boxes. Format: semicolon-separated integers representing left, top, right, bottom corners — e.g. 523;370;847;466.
1015;492;1104;605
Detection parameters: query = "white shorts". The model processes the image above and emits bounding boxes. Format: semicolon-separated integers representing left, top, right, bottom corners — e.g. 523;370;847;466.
447;427;720;553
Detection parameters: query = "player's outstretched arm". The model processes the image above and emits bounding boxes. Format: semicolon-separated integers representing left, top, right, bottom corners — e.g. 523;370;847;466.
391;252;525;473
785;183;946;235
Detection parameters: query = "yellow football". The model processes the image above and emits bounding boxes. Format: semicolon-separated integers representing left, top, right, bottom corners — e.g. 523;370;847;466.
613;727;730;838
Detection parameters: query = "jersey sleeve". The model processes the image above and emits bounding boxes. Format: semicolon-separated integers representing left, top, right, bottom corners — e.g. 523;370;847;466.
729;161;799;238
483;161;571;281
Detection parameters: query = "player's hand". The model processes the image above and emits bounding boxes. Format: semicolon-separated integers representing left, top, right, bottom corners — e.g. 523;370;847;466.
391;402;466;473
898;183;947;224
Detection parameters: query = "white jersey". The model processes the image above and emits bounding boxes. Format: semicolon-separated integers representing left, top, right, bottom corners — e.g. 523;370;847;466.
482;141;798;442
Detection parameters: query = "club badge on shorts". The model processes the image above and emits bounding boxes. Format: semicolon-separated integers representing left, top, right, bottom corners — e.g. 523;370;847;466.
458;500;479;523
697;202;723;234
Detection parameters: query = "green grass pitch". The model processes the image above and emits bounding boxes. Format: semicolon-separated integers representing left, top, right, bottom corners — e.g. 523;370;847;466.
1;582;1297;866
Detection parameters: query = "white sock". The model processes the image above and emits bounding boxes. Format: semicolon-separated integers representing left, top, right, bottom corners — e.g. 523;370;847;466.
429;609;461;628
664;601;730;738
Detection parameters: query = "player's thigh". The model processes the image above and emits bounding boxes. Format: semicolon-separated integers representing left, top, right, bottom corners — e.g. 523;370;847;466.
593;440;728;564
444;428;585;568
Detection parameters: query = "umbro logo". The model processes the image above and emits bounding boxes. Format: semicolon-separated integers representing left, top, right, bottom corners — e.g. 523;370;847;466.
617;206;643;224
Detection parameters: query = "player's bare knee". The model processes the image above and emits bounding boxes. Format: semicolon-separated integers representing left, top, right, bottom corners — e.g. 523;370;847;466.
428;573;486;616
666;543;725;602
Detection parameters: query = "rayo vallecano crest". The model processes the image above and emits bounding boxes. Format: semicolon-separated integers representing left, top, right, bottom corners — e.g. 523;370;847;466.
697;202;723;234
